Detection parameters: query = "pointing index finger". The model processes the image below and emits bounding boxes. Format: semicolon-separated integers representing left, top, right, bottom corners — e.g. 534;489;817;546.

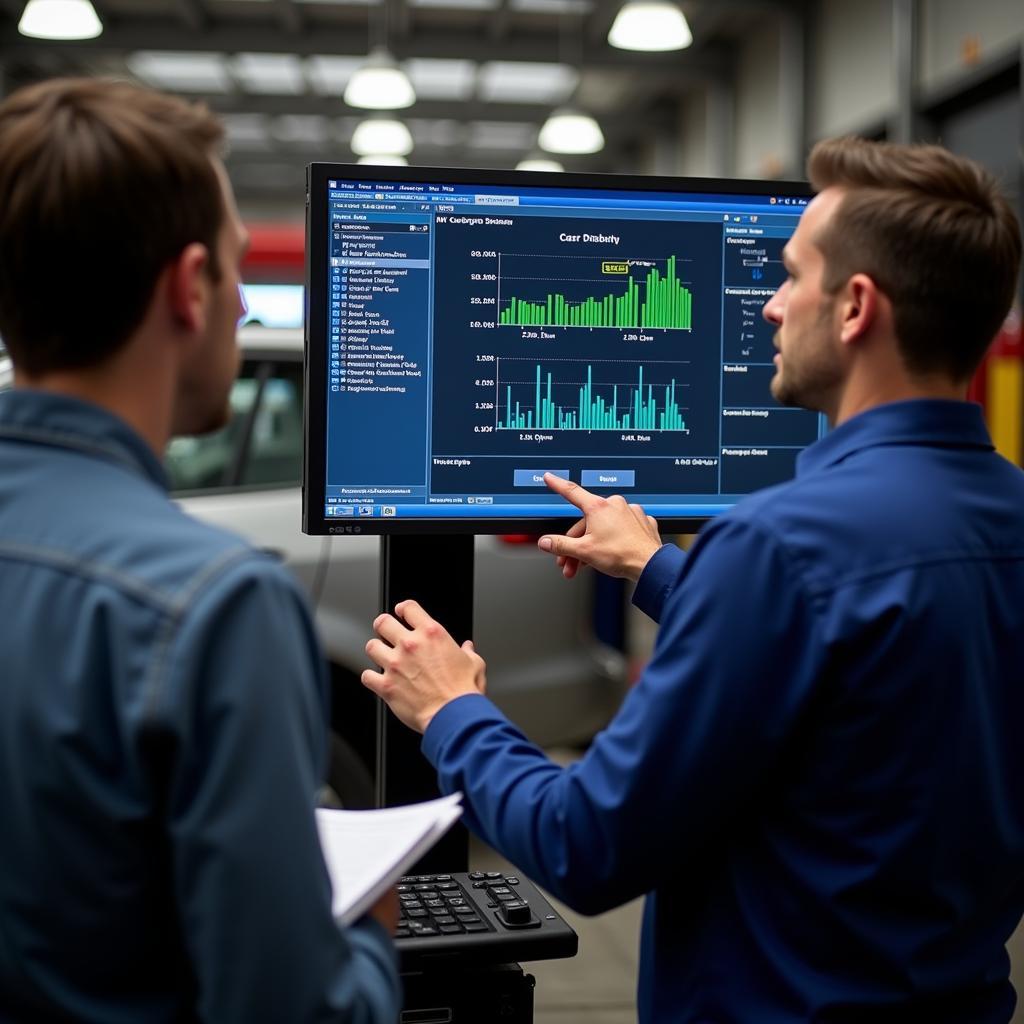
543;472;601;513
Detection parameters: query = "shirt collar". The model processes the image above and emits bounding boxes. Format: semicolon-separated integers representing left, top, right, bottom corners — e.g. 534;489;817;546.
797;399;994;477
0;388;170;491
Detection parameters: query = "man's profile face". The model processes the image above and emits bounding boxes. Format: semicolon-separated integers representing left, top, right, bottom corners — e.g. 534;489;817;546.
176;160;248;437
762;188;846;418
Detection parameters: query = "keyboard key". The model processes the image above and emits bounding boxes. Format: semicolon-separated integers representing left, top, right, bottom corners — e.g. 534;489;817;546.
496;892;518;902
463;922;488;932
437;882;458;890
485;871;502;879
454;908;479;919
468;871;485;880
438;923;462;933
435;875;453;882
434;915;457;925
414;884;437;893
505;877;520;885
490;886;512;896
406;908;428;918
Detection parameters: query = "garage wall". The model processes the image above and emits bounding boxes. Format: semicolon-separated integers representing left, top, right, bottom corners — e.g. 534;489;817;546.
921;0;1024;89
809;0;894;138
677;90;711;178
734;18;785;178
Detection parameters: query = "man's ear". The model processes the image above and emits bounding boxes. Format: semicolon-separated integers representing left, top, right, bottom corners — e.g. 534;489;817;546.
165;243;211;334
838;273;880;348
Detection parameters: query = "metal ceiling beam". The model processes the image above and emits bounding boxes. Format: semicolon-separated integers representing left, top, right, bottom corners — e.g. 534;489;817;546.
271;0;303;34
224;144;631;187
0;23;729;74
207;92;681;130
587;0;623;44
174;0;207;32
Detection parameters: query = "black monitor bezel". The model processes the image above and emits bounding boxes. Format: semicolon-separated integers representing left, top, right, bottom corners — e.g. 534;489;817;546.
303;162;813;536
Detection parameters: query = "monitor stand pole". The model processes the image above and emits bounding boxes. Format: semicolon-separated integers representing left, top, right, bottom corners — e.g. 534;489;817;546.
378;534;537;1024
376;533;473;872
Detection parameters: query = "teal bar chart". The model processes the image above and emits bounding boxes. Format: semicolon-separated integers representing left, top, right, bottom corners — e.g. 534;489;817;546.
498;359;689;433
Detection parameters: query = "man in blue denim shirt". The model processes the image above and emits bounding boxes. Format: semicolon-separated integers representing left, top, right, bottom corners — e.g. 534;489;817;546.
362;139;1024;1020
0;79;400;1022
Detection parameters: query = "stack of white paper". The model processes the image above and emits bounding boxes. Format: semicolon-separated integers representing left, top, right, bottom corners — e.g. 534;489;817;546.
315;792;464;925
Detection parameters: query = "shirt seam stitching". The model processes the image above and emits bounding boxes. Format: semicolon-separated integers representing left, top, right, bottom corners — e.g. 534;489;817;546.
0;424;159;483
0;541;177;612
140;546;270;726
805;547;1024;600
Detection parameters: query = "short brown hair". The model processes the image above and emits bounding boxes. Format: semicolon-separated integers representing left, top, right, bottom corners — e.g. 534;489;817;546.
808;136;1021;381
0;78;225;375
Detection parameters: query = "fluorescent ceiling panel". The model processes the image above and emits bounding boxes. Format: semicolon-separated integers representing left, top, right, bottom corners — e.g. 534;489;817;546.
271;114;330;144
405;59;475;101
408;118;464;146
511;0;590;9
307;55;364;95
467;121;537;149
334;116;362;139
127;51;232;93
222;113;272;150
231;53;306;94
478;61;577;103
409;0;499;10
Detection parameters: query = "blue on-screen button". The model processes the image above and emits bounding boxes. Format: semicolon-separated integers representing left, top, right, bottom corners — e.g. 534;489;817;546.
581;470;636;488
513;469;570;487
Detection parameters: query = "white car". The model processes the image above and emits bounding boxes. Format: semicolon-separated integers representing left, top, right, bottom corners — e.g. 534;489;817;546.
167;330;626;744
1;334;626;783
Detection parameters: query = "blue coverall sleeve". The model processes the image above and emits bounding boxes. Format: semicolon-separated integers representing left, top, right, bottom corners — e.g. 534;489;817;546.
155;558;401;1024
423;518;824;915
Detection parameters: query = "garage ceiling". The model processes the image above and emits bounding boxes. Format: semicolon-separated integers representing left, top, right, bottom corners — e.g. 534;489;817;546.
0;0;787;204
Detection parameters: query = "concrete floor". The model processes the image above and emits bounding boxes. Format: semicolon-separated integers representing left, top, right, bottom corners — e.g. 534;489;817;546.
470;832;643;1024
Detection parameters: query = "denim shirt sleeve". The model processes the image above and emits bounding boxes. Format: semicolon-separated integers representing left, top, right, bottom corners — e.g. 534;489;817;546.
150;558;400;1023
422;517;823;916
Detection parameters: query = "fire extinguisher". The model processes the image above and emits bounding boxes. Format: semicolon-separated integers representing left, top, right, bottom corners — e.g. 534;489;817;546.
970;307;1023;466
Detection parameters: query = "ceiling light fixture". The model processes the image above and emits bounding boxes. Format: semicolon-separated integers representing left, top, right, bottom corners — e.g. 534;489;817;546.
344;48;416;110
357;154;410;166
607;1;692;51
18;0;102;40
516;157;564;172
538;109;604;155
350;118;414;157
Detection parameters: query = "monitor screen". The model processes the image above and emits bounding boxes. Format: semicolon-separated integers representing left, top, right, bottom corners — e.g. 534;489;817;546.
303;164;822;535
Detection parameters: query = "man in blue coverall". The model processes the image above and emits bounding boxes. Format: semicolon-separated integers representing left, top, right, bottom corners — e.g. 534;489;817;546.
363;137;1024;1021
0;79;400;1022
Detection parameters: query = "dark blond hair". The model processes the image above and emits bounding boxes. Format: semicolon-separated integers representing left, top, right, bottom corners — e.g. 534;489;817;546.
808;136;1021;381
0;78;225;375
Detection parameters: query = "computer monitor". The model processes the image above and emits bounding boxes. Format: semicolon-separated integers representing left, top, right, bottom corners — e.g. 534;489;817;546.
303;164;820;535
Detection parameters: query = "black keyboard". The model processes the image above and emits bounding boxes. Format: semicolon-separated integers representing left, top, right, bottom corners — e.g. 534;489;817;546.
394;870;578;970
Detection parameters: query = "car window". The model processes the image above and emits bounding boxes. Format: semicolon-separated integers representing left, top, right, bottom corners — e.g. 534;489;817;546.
240;364;303;487
165;359;303;495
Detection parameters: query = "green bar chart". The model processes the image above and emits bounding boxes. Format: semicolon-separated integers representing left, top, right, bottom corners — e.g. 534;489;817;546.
497;255;693;330
499;359;689;432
